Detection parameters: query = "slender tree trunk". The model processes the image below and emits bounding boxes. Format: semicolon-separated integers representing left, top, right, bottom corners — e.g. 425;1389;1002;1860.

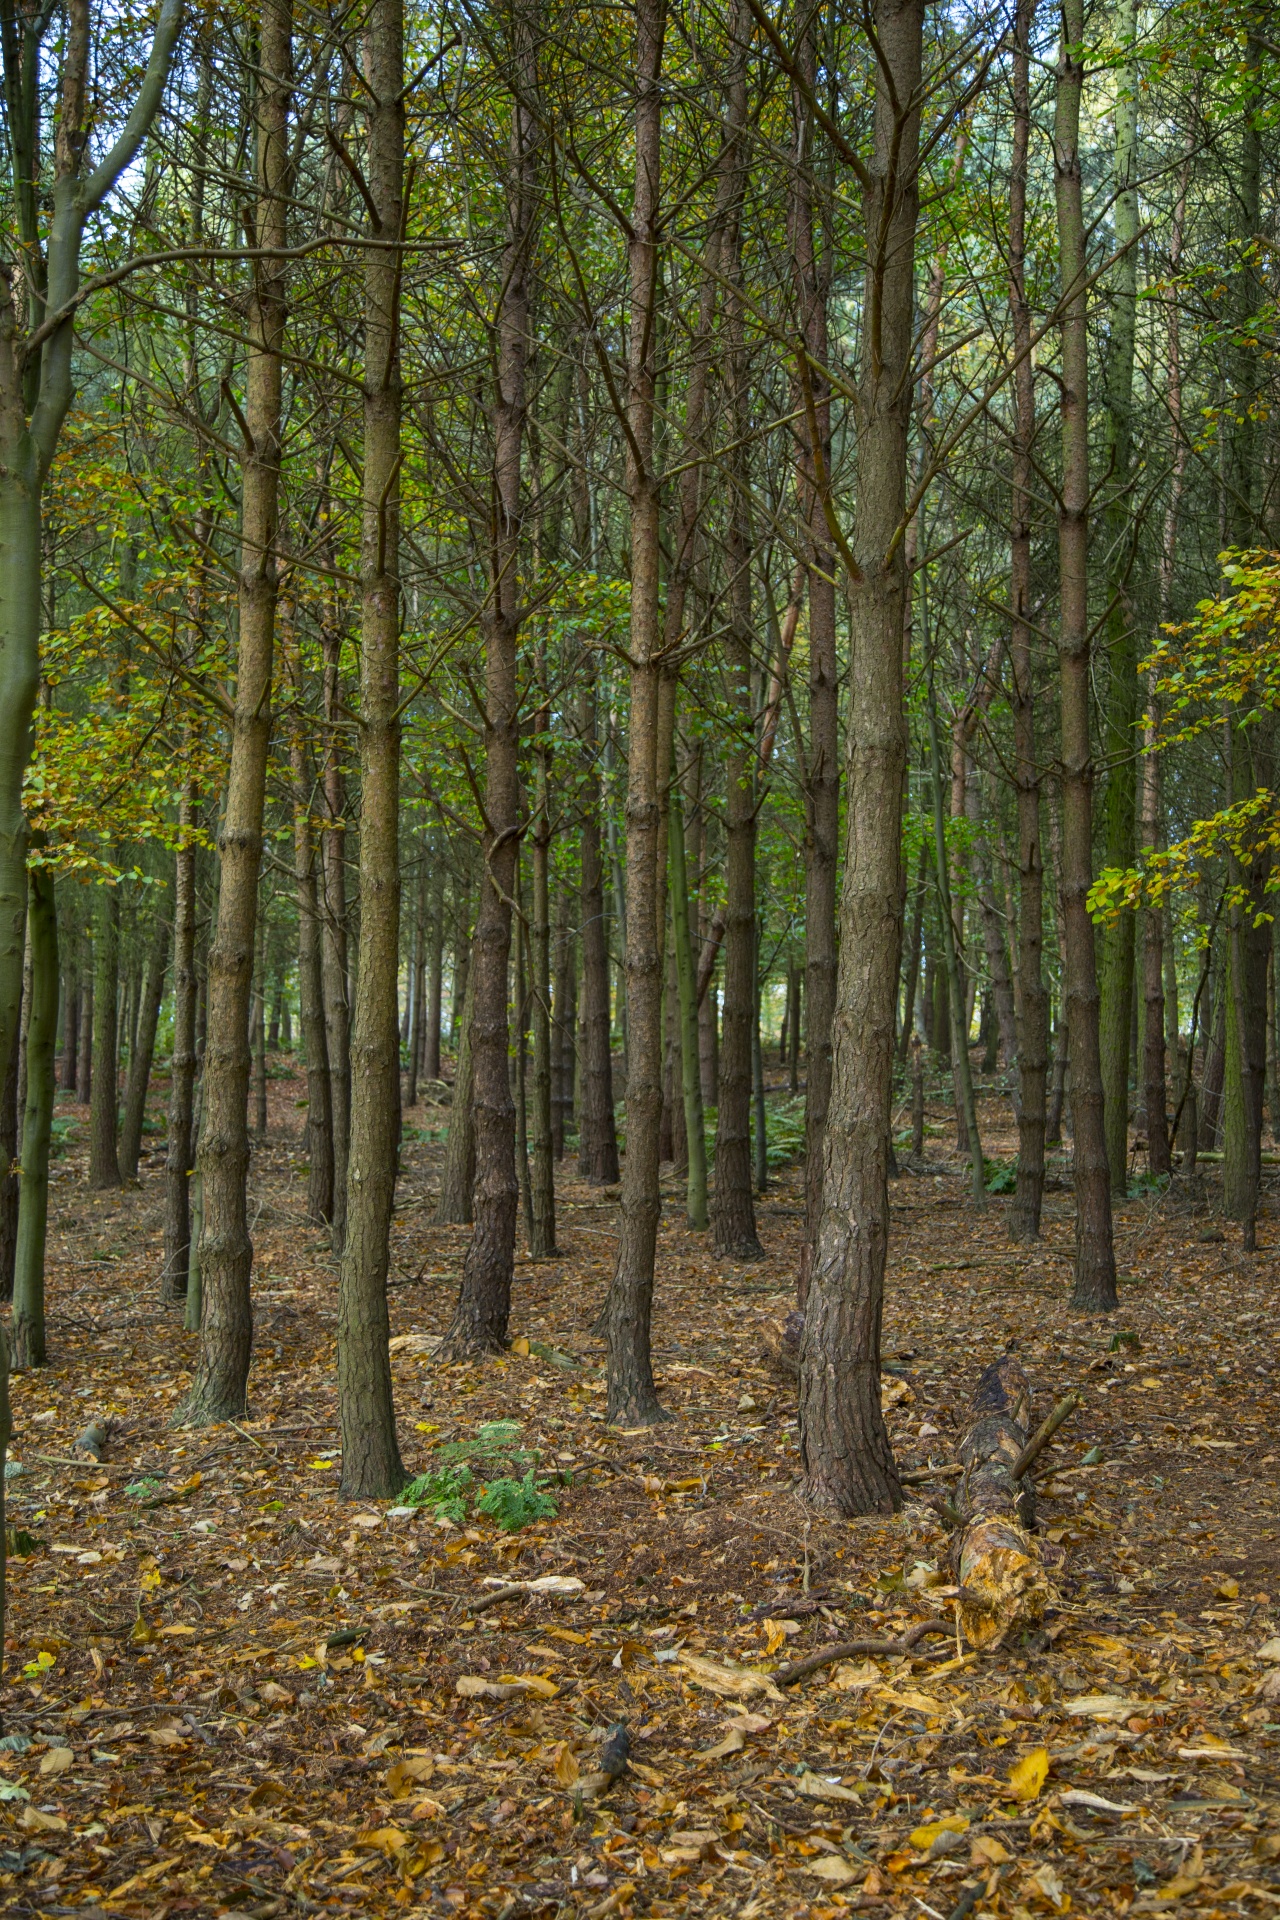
60;956;78;1090
338;0;407;1498
88;883;120;1188
712;37;761;1260
439;11;537;1357
76;974;92;1103
578;663;619;1183
928;689;984;1201
11;865;55;1367
529;681;556;1255
183;0;291;1421
602;0;667;1426
550;882;574;1157
0;1018;19;1303
406;858;425;1109
424;867;443;1084
119;912;167;1181
799;0;924;1514
791;21;838;1304
164;785;198;1299
1055;0;1117;1310
669;756;708;1228
436;957;476;1222
286;647;334;1226
1008;0;1046;1239
251;908;268;1141
1096;0;1140;1194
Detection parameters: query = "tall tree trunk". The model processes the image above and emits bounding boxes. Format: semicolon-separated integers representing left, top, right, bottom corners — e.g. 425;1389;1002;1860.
0;1018;19;1303
669;754;708;1228
1096;0;1141;1194
529;679;557;1255
602;0;667;1426
251;907;268;1140
76;974;92;1103
320;641;350;1250
799;0;924;1514
338;0;407;1498
119;912;168;1181
406;857;426;1109
791;20;838;1304
440;15;538;1353
424;865;443;1083
550;882;574;1157
1008;0;1046;1239
60;955;78;1090
164;785;199;1299
436;956;476;1222
928;688;984;1201
183;0;291;1421
578;662;619;1183
286;640;334;1226
11;865;55;1367
1055;0;1116;1311
712;25;760;1260
88;883;120;1188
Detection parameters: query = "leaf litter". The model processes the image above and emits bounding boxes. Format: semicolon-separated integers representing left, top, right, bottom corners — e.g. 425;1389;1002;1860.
2;1072;1280;1918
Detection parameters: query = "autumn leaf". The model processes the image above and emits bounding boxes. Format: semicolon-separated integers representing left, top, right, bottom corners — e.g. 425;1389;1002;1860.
1007;1746;1050;1803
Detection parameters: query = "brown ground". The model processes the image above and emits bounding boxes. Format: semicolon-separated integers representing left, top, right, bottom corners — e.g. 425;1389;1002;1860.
1;1061;1278;1920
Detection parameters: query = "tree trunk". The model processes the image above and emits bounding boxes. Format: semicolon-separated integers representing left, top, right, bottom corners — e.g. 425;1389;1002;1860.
791;20;838;1304
88;883;120;1188
1096;0;1140;1196
406;857;426;1109
602;0;667;1427
164;787;198;1300
11;865;56;1368
578;664;619;1184
251;908;268;1141
0;1015;19;1304
119;912;168;1182
436;956;476;1223
337;0;407;1500
529;685;557;1255
550;883;574;1158
1008;0;1046;1241
928;689;984;1202
669;758;708;1228
424;867;443;1083
286;650;334;1227
60;956;78;1090
1054;0;1116;1311
438;12;537;1359
183;0;291;1422
799;0;924;1515
77;974;92;1103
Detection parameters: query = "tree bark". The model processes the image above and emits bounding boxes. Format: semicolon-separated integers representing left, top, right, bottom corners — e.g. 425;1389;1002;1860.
286;637;334;1226
424;865;443;1083
88;882;120;1188
1055;0;1116;1311
440;14;538;1354
406;857;426;1109
119;911;168;1182
436;955;476;1223
799;0;924;1514
790;20;838;1304
164;785;198;1300
529;677;557;1255
12;864;56;1367
577;662;619;1183
1008;0;1046;1240
183;0;292;1421
601;0;667;1427
338;0;407;1499
0;1013;19;1304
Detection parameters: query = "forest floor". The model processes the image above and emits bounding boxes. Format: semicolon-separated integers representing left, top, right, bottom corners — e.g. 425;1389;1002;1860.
2;1059;1279;1920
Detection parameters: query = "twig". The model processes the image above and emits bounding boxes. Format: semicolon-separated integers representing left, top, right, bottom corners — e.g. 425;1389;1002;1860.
899;1463;962;1485
228;1420;283;1462
1011;1391;1082;1481
469;1583;530;1615
775;1617;954;1687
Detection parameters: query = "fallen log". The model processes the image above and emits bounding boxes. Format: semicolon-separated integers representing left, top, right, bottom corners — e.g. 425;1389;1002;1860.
951;1353;1050;1651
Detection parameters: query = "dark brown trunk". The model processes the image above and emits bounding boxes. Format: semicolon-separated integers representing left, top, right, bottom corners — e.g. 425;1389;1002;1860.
119;912;168;1181
163;785;198;1299
440;13;538;1353
88;883;120;1188
601;0;667;1426
0;1014;18;1302
436;955;476;1223
286;622;334;1226
578;666;619;1184
1055;0;1116;1310
799;0;924;1512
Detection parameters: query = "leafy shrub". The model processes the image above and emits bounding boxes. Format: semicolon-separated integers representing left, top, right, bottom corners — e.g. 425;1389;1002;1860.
474;1470;558;1532
400;1462;474;1525
984;1158;1018;1194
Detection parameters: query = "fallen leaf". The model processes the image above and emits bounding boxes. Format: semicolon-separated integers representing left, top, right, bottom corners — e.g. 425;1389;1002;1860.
38;1745;73;1774
20;1806;67;1832
677;1651;782;1701
971;1834;1012;1866
552;1741;580;1786
695;1724;745;1760
805;1856;858;1884
385;1755;434;1797
1007;1746;1050;1802
910;1813;969;1851
1060;1789;1140;1814
795;1771;862;1803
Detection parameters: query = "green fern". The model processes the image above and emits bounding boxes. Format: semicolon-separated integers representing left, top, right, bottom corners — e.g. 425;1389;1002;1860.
400;1462;474;1525
474;1470;558;1532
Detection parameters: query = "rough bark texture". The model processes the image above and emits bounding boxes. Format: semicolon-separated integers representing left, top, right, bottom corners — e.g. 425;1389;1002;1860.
1008;0;1047;1239
163;788;198;1300
183;0;291;1421
951;1355;1048;1650
287;661;334;1227
88;883;120;1189
11;865;56;1367
119;913;168;1182
529;692;557;1255
1054;0;1116;1311
320;625;350;1251
799;0;923;1515
435;957;476;1223
601;0;667;1427
577;656;618;1183
440;21;537;1353
791;24;838;1303
0;1015;19;1303
337;0;407;1500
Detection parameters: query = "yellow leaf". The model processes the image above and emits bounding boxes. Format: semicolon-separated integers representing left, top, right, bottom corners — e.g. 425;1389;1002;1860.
511;1337;530;1356
1217;1578;1240;1600
806;1857;858;1885
140;1568;162;1592
20;1807;67;1833
552;1741;580;1787
762;1618;797;1656
884;1851;913;1873
971;1834;1012;1866
356;1826;410;1853
385;1756;434;1798
158;1623;197;1636
695;1725;745;1761
1008;1746;1050;1803
307;1458;336;1471
910;1814;969;1851
39;1746;73;1775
